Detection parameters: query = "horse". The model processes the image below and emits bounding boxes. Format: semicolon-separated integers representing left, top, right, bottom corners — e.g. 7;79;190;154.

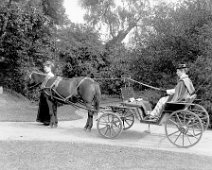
26;71;101;131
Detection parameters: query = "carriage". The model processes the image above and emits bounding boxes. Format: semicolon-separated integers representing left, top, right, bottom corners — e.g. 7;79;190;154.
96;87;210;148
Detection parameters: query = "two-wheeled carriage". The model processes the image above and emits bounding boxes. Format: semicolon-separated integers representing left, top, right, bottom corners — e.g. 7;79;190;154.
96;90;210;148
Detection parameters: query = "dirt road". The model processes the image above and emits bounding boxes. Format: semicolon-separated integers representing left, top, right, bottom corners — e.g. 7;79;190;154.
0;108;212;156
1;91;212;169
0;110;212;170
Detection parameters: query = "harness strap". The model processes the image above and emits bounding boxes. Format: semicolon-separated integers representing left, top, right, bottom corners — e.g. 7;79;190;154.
41;75;54;89
41;76;62;99
50;76;62;89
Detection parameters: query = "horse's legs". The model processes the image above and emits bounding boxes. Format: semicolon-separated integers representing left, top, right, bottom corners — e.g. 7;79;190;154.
84;103;94;131
53;101;58;128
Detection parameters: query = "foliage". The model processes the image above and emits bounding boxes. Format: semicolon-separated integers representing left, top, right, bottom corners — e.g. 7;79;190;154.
56;23;105;78
0;0;64;97
97;44;132;94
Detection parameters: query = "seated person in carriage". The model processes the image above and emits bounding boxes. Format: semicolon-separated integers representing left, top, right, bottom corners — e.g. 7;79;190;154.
146;64;195;120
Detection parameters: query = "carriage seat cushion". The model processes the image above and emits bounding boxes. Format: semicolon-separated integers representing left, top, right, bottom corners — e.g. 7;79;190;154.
183;94;197;103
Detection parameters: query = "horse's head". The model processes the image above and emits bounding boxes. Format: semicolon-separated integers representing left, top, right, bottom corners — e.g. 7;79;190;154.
26;71;47;89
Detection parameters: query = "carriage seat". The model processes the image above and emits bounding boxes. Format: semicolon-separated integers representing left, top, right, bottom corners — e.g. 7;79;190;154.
163;94;197;112
183;94;197;103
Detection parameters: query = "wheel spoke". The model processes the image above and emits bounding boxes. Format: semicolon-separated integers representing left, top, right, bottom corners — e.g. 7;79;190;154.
169;119;179;127
98;122;108;125
112;119;121;126
108;115;111;122
186;131;199;139
120;111;135;130
174;132;182;144
124;117;134;121
104;127;109;136
186;135;192;145
124;120;131;126
183;114;186;124
109;126;112;137
168;130;180;137
190;125;202;136
188;121;201;127
100;117;109;123
176;114;182;125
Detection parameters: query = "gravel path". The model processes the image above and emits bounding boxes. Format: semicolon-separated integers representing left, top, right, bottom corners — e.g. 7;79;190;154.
1;91;212;170
0;140;212;170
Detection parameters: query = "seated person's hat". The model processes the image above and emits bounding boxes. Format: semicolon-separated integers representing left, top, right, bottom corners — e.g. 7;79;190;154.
176;63;188;69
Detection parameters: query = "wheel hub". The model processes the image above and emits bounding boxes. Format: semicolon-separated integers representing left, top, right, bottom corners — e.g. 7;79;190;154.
121;116;126;121
106;123;112;128
179;125;188;134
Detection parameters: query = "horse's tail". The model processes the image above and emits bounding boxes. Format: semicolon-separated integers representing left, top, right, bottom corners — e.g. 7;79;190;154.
94;83;101;114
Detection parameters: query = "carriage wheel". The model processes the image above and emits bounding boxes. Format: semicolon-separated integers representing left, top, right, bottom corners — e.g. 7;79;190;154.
187;104;210;131
120;109;135;130
165;110;203;148
97;112;123;139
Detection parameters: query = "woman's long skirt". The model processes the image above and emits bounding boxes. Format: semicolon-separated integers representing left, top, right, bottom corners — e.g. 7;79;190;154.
36;91;57;125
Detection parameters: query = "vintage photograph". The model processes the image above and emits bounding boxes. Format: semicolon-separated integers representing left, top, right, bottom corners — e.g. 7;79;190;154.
0;0;212;169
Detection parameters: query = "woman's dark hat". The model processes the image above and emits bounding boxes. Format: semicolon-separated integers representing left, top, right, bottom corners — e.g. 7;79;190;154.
176;64;188;69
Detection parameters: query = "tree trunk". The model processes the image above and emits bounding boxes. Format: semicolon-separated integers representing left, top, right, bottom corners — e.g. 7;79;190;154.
105;23;136;49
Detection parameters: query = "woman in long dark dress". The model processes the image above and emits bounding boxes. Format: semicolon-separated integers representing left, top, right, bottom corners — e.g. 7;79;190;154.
36;60;56;125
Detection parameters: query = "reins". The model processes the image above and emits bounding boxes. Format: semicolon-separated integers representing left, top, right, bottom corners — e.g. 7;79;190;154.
28;82;41;89
94;77;162;91
126;77;161;91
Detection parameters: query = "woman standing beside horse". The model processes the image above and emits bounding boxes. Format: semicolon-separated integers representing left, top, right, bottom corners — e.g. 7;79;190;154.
36;60;57;125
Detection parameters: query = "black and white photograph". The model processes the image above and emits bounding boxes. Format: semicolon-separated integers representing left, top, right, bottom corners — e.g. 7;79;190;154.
0;0;212;169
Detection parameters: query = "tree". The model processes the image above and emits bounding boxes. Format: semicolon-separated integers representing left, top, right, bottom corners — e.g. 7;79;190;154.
79;0;151;48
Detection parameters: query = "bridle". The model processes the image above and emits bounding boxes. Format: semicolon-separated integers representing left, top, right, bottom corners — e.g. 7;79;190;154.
27;70;42;89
